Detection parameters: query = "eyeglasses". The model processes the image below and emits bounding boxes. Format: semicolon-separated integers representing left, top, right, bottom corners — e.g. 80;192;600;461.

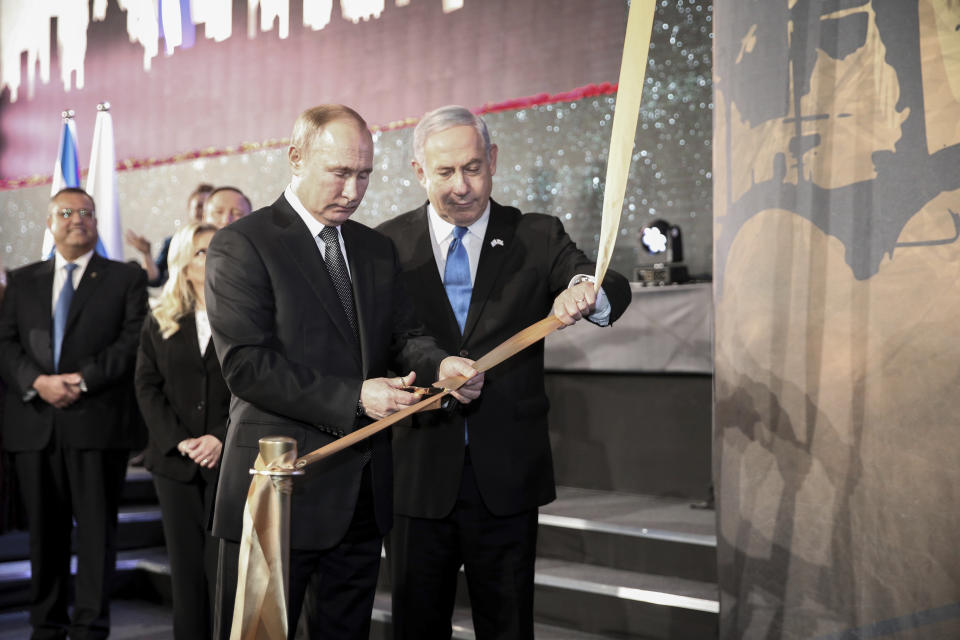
56;208;95;219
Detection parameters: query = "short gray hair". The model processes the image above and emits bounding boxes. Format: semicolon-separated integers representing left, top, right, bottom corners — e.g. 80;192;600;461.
290;104;368;156
413;105;492;166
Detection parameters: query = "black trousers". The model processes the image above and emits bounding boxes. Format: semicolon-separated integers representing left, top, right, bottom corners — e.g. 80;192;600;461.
389;448;539;640
14;443;128;640
214;464;382;640
152;472;218;640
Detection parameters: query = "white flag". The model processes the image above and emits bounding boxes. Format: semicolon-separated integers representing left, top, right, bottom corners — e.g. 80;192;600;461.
86;104;123;260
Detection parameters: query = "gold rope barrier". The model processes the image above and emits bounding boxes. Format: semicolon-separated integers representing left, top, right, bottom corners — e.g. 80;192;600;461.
295;389;449;468
233;2;656;636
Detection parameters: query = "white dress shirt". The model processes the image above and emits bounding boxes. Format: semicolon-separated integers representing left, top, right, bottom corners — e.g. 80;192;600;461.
194;309;212;355
426;202;489;285
285;185;352;280
51;249;94;314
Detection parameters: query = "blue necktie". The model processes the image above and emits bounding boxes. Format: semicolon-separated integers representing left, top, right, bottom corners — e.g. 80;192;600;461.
444;226;471;333
443;227;472;445
53;262;78;373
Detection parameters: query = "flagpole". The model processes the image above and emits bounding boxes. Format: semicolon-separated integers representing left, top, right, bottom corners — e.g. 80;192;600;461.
44;109;80;259
87;102;122;260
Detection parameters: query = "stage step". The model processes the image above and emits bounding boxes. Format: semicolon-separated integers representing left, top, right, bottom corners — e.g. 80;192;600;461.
0;547;170;611
0;464;163;565
122;465;159;504
369;591;617;640
374;486;718;639
0;504;164;565
533;559;717;639
538;487;717;583
0;596;174;640
0;476;719;638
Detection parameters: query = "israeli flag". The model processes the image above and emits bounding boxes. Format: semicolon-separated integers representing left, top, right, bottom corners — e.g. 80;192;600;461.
43;114;81;259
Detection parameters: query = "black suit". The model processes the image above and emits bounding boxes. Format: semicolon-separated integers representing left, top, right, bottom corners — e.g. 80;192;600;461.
135;312;229;639
205;194;447;639
0;253;147;640
377;201;631;639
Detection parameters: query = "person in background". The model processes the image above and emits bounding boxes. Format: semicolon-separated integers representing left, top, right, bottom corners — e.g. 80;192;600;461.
126;183;214;286
134;222;228;640
202;186;252;228
377;106;632;640
0;262;21;536
0;187;147;639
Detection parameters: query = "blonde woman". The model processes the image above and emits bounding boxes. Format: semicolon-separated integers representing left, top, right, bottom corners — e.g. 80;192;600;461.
134;222;228;639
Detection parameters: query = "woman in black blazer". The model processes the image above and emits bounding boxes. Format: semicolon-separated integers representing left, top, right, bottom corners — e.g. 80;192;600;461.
135;222;229;640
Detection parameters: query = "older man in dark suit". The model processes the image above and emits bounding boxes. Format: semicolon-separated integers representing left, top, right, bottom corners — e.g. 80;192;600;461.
377;106;632;639
0;187;147;640
205;104;482;640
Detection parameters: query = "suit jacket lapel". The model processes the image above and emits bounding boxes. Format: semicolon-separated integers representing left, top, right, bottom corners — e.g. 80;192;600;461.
179;314;207;368
462;201;515;342
407;206;462;337
31;261;56;371
341;221;371;377
64;253;107;336
275;198;360;363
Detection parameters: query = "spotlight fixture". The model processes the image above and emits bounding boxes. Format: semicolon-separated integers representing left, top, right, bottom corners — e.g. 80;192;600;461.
635;218;688;285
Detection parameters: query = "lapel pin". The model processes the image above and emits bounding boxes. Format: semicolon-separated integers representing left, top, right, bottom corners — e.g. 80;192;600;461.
90;272;98;278
490;238;504;248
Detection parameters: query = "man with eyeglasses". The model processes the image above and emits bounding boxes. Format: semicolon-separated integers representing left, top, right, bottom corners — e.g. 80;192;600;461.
203;186;252;229
0;187;147;639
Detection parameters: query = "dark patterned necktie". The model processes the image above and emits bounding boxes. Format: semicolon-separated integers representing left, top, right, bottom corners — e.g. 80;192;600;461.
319;226;369;464
319;226;358;343
53;262;77;373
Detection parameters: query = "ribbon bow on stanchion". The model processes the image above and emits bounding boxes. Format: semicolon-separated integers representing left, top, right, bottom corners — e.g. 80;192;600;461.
230;437;303;640
231;2;656;637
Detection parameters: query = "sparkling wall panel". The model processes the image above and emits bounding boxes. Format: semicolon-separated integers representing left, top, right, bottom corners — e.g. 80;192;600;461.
1;1;713;280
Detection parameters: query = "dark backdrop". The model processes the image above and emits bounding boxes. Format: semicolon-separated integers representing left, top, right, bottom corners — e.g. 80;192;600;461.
713;1;960;638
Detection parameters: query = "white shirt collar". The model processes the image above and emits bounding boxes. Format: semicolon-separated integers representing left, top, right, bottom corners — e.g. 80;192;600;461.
285;184;341;241
284;184;351;278
54;249;94;272
426;200;491;244
194;309;212;355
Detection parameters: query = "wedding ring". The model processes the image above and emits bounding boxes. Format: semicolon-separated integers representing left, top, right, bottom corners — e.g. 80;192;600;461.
201;458;209;465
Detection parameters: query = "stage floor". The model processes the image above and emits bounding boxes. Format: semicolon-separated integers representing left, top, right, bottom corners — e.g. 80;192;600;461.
0;597;173;639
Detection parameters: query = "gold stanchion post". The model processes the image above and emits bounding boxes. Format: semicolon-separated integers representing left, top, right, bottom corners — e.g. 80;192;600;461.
232;436;303;640
253;436;300;603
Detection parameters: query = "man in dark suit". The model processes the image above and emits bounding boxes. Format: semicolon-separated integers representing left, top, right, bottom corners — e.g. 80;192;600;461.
377;106;632;639
0;187;147;639
205;104;482;640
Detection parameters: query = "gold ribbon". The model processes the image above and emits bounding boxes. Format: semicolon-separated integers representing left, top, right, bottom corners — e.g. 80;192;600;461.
295;388;449;468
233;2;656;635
594;0;655;286
230;450;296;640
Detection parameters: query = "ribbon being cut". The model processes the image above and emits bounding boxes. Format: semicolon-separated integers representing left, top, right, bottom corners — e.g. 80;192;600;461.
230;2;656;637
